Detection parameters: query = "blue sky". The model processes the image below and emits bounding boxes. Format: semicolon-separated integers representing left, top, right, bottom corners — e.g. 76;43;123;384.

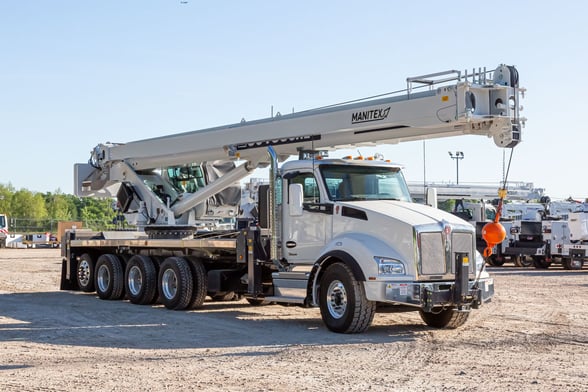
1;1;586;200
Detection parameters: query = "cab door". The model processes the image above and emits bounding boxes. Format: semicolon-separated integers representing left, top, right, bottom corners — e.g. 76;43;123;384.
282;172;332;265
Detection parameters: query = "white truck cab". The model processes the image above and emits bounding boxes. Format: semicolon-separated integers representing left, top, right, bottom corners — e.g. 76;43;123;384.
270;157;492;331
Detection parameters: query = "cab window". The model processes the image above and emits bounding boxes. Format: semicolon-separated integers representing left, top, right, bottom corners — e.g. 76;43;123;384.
289;173;320;204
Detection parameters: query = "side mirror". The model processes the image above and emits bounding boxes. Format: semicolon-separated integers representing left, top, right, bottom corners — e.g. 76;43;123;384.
289;183;304;216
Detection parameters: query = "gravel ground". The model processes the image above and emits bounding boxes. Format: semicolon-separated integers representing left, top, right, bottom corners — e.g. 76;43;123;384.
1;248;587;391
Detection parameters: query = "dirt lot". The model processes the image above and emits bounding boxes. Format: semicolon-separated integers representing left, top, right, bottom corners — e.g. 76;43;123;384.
1;248;587;391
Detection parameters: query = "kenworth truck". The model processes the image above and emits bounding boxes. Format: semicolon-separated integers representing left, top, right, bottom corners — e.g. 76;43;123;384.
60;65;525;333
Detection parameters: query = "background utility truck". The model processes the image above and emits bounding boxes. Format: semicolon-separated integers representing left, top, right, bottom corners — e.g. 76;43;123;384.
60;64;525;333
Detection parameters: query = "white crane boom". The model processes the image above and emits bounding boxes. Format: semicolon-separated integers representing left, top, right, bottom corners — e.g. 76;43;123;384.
75;64;525;226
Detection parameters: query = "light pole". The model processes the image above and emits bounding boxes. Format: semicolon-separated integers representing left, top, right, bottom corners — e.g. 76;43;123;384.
448;151;464;184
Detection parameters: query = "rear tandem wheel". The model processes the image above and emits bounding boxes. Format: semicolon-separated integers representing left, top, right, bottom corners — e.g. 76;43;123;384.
158;257;194;310
95;254;125;300
77;253;95;292
125;255;158;305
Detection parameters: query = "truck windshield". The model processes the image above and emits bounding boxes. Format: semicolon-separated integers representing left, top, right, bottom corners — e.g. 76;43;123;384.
0;215;5;229
320;164;412;202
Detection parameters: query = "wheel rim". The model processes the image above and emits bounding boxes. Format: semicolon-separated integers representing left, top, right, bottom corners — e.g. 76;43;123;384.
326;280;347;319
161;269;178;300
97;264;110;292
78;259;91;286
571;259;582;269
128;265;143;296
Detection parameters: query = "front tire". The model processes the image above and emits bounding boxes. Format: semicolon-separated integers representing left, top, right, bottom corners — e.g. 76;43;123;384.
95;254;125;300
419;308;469;329
319;262;375;333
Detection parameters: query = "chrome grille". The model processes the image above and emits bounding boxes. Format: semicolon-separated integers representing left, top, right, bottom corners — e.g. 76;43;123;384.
451;232;474;274
419;232;446;275
418;229;474;277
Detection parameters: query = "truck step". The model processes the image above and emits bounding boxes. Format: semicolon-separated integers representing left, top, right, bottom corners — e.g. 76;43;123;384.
271;271;309;300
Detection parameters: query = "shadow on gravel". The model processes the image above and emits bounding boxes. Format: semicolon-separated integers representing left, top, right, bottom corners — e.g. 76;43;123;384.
0;291;422;350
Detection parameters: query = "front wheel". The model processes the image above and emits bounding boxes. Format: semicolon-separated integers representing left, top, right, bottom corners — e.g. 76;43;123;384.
319;262;375;333
419;308;469;329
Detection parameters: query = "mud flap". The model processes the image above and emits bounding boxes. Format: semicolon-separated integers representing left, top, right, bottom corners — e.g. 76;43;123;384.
60;258;77;290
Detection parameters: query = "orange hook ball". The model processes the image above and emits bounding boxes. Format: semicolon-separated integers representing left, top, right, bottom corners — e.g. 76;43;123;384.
482;222;506;246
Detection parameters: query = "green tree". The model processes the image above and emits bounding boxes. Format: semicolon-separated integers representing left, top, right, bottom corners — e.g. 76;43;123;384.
0;183;15;215
79;198;116;230
0;183;116;231
44;190;76;221
10;189;48;220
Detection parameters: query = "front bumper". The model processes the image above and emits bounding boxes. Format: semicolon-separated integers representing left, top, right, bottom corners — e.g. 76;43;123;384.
364;277;494;312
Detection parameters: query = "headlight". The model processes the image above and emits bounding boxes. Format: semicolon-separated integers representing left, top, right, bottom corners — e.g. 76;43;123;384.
375;256;405;275
475;251;485;272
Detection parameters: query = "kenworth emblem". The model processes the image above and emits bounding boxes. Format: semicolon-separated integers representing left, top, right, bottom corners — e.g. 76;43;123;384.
351;107;391;124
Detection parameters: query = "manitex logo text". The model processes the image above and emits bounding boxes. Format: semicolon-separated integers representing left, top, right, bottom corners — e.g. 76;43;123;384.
351;107;391;124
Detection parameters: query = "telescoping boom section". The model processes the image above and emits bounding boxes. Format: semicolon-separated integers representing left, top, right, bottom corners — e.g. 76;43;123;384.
75;65;523;226
63;64;524;333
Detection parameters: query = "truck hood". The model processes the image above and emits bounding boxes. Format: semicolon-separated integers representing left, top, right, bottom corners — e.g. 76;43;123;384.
340;200;470;228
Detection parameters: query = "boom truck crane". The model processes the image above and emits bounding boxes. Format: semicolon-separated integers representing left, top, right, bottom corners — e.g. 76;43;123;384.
61;64;525;333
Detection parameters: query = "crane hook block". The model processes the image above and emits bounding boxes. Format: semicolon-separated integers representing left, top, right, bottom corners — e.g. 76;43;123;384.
481;221;506;257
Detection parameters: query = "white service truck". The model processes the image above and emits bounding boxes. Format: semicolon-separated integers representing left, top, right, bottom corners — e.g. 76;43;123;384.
545;203;588;270
60;65;525;333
